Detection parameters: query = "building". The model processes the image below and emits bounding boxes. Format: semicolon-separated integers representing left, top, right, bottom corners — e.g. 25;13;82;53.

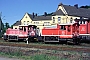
13;3;90;31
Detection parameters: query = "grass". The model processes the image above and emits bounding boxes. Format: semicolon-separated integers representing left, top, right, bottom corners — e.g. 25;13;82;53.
0;51;60;60
30;54;60;60
0;48;90;60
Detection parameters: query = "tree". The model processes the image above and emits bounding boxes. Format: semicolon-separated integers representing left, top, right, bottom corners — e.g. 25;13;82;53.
80;5;90;9
5;22;10;29
42;12;53;16
0;12;10;38
0;12;4;38
10;25;13;29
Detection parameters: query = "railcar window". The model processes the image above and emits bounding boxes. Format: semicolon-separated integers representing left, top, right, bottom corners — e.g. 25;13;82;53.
60;25;66;30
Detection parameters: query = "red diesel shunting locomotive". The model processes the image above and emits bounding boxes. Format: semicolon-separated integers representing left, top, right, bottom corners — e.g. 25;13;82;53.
41;22;80;44
3;25;38;42
75;19;90;41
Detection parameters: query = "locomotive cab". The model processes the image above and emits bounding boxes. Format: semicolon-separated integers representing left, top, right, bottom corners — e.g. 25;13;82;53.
28;25;38;42
75;19;90;41
59;22;80;44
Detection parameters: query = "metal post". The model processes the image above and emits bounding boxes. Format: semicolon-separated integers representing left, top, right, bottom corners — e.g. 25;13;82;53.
27;40;28;44
26;38;28;44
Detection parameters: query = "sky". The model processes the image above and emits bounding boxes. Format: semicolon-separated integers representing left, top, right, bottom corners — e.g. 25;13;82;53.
0;0;90;26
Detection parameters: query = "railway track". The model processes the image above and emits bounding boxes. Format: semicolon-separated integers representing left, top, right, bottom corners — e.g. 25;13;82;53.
0;38;90;52
0;41;90;52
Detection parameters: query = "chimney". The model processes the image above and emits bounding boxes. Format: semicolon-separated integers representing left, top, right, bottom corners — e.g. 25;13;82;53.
35;13;37;16
74;4;78;9
44;12;47;16
58;2;63;6
32;12;35;18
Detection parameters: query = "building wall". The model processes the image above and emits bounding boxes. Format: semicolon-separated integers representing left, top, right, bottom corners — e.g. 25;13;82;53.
21;13;32;25
32;20;52;35
13;26;19;29
52;15;80;24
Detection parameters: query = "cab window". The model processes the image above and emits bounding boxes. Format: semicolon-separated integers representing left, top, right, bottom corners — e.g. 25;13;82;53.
60;25;66;30
68;25;70;32
19;27;23;30
24;27;26;32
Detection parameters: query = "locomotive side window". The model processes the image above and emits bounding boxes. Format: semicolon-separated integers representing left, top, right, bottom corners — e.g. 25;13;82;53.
24;27;26;32
83;21;85;24
68;25;70;32
19;27;23;30
80;21;82;24
60;25;66;30
15;28;17;29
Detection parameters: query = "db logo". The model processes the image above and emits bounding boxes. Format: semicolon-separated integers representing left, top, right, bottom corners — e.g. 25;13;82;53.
62;31;65;35
81;27;85;31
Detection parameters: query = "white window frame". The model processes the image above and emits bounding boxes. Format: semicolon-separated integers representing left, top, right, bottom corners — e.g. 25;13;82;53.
58;17;61;23
44;22;50;25
24;21;26;25
27;21;29;25
70;17;73;23
53;17;55;23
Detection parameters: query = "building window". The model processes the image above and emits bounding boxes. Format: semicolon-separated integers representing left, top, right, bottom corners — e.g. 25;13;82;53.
58;17;61;23
53;17;55;23
27;21;29;25
44;22;50;25
24;21;26;25
70;17;73;23
25;16;27;18
31;21;32;23
36;22;39;24
15;28;17;29
34;22;39;24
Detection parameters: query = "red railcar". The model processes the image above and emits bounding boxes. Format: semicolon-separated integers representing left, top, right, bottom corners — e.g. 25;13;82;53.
75;19;90;41
41;22;80;44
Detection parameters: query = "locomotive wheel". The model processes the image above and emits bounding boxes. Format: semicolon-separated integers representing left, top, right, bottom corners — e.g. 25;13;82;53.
28;38;31;43
73;38;80;45
4;40;8;42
